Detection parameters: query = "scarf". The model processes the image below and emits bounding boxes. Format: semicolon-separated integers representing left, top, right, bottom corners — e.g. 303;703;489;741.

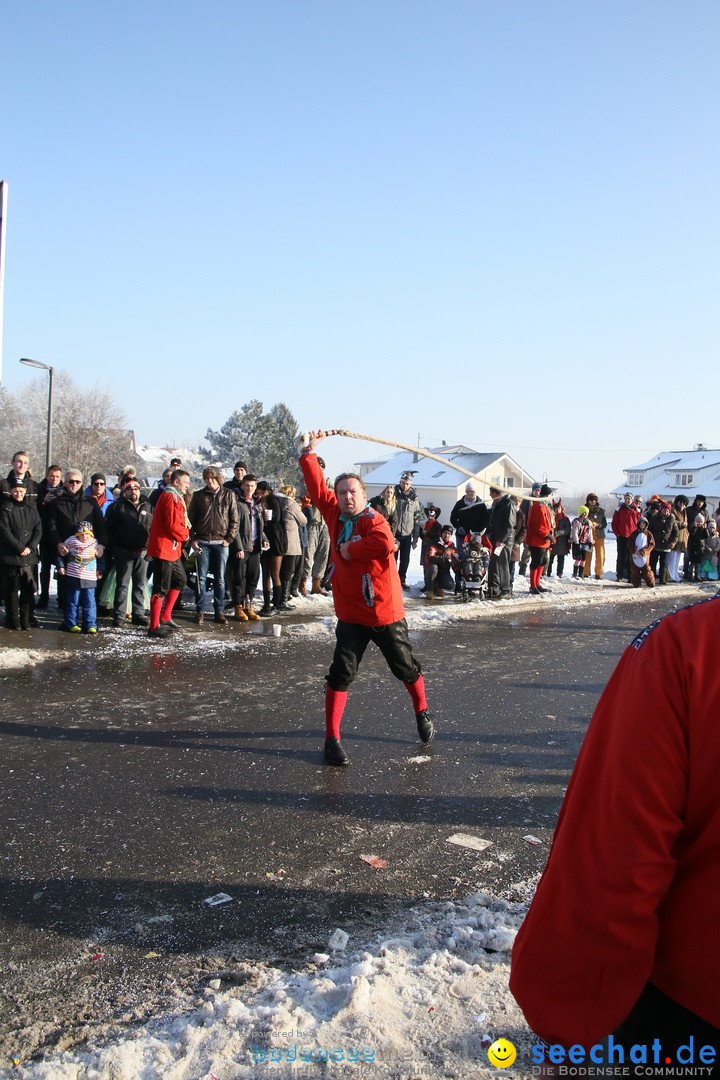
338;505;369;545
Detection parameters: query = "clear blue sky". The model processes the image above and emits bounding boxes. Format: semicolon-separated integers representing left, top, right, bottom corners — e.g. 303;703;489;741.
2;0;718;492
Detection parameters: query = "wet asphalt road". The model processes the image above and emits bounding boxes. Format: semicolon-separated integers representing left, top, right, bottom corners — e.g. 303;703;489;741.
0;588;698;1059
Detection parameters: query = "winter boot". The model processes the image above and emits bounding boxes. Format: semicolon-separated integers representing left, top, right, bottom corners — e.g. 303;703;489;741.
273;583;293;612
311;577;327;595
234;604;248;622
244;599;260;621
259;588;273;617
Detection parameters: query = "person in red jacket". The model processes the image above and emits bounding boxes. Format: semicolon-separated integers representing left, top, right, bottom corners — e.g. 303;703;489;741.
146;469;191;639
524;483;554;595
612;491;640;583
300;431;435;766
510;595;720;1065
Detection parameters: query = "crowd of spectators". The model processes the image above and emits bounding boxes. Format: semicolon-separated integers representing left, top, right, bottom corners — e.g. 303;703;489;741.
1;447;716;632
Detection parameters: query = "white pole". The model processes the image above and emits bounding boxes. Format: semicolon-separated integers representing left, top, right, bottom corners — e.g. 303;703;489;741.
0;181;8;384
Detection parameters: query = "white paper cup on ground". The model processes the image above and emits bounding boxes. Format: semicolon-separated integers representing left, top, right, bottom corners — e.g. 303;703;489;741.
272;623;281;637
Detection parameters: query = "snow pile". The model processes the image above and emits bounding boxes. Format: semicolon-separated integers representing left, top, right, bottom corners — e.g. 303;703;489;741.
16;892;535;1080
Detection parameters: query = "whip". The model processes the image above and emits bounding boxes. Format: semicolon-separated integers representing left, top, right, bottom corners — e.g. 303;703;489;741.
299;429;541;498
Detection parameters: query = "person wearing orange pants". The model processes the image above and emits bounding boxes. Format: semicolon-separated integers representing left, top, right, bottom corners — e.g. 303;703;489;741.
583;494;607;579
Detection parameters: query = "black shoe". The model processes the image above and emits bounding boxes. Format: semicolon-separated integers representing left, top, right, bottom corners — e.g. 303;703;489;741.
112;616;123;628
415;710;435;744
162;618;181;631
400;581;411;591
537;584;552;593
258;605;273;617
324;737;349;766
148;624;172;639
274;602;295;612
529;585;540;595
36;597;49;610
29;616;40;627
131;615;149;627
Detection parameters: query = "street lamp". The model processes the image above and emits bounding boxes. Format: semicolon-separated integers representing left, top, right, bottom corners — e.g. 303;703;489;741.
19;357;55;472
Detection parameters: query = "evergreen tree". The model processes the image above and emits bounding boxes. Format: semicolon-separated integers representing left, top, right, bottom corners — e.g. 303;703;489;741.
205;400;300;485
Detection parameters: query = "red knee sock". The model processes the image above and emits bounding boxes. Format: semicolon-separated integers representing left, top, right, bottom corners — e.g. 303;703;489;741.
325;687;348;740
530;567;540;589
162;588;181;622
404;674;427;713
149;594;163;630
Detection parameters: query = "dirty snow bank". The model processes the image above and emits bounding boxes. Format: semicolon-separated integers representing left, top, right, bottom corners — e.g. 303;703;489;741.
16;890;535;1080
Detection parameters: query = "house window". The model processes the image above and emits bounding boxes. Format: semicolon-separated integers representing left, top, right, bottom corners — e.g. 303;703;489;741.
674;473;694;487
627;472;645;486
506;477;514;487
490;475;501;486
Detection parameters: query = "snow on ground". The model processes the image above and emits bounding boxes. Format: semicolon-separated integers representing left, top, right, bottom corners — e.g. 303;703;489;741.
15;891;535;1080
5;540;713;1078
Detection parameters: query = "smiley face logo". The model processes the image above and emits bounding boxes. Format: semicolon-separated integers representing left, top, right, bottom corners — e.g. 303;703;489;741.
487;1038;517;1068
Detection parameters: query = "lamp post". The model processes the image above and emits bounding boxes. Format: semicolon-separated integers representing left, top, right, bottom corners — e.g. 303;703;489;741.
19;358;55;472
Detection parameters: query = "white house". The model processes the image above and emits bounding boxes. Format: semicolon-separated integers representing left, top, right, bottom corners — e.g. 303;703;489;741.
355;445;536;525
612;445;720;512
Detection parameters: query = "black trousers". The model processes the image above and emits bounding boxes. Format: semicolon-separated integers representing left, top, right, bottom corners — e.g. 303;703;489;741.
327;618;421;691
151;557;187;597
614;982;719;1075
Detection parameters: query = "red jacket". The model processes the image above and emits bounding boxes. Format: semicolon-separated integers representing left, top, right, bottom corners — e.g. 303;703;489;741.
524;500;553;548
510;595;720;1044
612;503;640;538
299;452;405;627
147;488;190;561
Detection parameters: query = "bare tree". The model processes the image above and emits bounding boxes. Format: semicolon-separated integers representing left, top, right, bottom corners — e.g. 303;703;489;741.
0;373;138;481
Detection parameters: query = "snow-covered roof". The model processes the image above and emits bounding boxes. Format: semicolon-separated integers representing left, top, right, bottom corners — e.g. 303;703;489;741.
612;448;720;508
357;447;524;489
623;449;720;472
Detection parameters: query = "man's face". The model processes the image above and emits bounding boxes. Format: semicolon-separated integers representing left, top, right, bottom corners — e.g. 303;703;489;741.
398;477;411;492
173;475;190;495
336;478;366;516
242;479;257;499
12;454;29;477
47;468;62;488
624;494;633;506
204;474;220;492
465;487;476;500
234;466;246;481
65;473;83;493
91;478;106;498
11;485;26;502
124;483;141;504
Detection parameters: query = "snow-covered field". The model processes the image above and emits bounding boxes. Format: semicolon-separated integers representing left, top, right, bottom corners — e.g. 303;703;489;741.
5;541;711;1079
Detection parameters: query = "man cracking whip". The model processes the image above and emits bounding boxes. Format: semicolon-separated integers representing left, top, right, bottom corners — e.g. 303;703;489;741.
299;430;436;766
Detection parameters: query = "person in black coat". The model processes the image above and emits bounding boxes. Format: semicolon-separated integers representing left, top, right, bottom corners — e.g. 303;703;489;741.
46;470;107;611
105;478;154;626
486;486;517;600
254;481;289;615
0;478;42;629
35;465;64;608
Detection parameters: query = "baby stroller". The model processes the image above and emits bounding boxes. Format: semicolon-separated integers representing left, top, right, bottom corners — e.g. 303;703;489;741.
456;531;489;601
